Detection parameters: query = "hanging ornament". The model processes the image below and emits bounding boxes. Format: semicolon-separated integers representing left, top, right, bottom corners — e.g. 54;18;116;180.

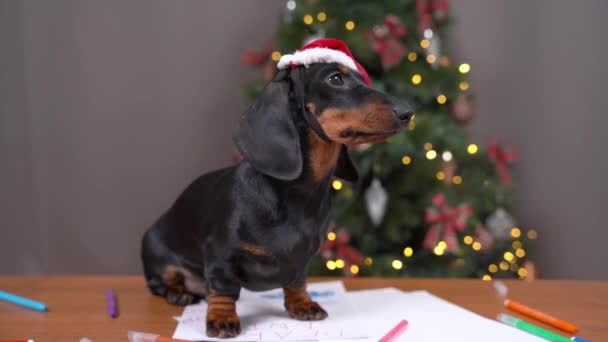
485;208;516;239
474;223;495;252
423;193;473;253
488;140;518;186
319;224;364;276
365;178;388;226
451;93;475;125
364;14;407;69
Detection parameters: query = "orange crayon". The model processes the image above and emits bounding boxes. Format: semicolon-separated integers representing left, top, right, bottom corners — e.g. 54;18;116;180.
504;299;578;334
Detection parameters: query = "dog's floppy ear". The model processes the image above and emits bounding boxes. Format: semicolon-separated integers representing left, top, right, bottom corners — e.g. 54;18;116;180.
334;145;358;182
233;77;302;180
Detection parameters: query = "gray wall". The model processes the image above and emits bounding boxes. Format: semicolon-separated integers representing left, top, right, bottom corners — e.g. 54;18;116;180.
1;0;606;278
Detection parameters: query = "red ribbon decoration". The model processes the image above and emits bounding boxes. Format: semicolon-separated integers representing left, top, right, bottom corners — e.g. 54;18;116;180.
364;14;408;69
319;223;364;274
487;140;518;186
416;0;449;32
241;42;274;66
423;193;472;252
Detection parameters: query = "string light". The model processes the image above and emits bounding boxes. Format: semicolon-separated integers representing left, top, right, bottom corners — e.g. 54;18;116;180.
426;54;436;64
271;51;282;61
424;142;433;150
482;275;492;281
517;267;528;278
463;235;473;245
426;150;437;160
345;20;355;30
459;81;469;91
515;248;526;258
512;240;522;249
436;94;447;104
326;260;336;270
436;171;445;181
392;259;403;270
401;156;412;165
327;232;336;241
350;265;359;274
488;264;498;273
317;12;327;22
403;247;413;257
472;241;481;250
433;246;445;256
411;74;422;85
499;261;509;271
364;257;373;266
527;230;538;239
452;175;463;184
303;14;314;25
511;227;521;238
335;259;345;269
424;28;434;39
467;143;478;154
408;119;416;130
286;0;296;10
437;241;447;249
504;252;514;262
420;39;430;48
332;180;342;190
407;52;417;62
458;63;471;73
442;151;453;161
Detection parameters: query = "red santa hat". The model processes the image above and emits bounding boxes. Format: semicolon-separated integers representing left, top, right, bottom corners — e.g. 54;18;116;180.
277;38;371;86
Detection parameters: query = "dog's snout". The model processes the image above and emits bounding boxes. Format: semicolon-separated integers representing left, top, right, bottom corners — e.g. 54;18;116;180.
393;104;414;124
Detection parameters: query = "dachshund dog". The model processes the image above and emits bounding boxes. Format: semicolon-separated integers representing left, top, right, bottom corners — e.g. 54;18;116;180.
141;61;413;337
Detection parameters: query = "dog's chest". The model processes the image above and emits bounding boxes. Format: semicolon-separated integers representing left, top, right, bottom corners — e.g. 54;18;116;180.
235;201;330;291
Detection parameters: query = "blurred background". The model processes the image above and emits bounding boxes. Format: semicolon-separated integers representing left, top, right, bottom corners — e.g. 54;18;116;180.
0;0;606;279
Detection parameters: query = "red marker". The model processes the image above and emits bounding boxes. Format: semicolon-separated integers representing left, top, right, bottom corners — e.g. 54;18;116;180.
378;320;408;342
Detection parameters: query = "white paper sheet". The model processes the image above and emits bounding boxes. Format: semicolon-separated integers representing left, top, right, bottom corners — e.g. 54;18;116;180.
340;288;547;342
173;281;367;341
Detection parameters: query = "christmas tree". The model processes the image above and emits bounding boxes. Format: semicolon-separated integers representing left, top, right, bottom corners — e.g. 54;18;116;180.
242;0;536;279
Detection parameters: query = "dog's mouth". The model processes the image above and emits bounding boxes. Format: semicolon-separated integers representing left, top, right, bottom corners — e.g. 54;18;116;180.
339;128;399;139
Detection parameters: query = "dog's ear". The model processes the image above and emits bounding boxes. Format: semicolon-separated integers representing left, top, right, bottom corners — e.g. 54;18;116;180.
334;145;358;182
233;78;302;180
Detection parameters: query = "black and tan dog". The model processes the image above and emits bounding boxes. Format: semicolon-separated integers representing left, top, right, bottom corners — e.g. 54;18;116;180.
141;42;412;338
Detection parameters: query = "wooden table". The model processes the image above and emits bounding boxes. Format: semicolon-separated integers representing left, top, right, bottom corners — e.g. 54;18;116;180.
0;277;605;341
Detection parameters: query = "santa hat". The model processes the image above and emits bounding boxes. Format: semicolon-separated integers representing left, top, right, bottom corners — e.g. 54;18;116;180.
277;38;371;86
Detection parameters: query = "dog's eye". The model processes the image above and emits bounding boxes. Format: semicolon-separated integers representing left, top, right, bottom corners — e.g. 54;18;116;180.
328;73;344;86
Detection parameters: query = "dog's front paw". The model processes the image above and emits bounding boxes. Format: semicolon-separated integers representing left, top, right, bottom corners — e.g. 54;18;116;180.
206;311;241;338
286;300;328;321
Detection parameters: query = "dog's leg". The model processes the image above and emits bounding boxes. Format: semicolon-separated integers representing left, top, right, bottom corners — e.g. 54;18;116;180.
283;282;328;321
161;265;206;305
205;262;242;338
205;292;241;338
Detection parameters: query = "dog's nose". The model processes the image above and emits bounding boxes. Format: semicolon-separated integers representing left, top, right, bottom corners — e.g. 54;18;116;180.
393;104;414;123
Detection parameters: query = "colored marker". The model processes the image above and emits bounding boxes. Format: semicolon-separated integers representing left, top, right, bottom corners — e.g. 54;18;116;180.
498;314;572;342
127;331;197;342
0;290;47;312
571;337;591;342
378;320;408;342
505;299;578;333
107;288;118;318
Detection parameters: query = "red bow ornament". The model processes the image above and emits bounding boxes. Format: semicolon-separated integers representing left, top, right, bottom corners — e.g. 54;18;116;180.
487;140;518;186
423;193;472;253
319;223;364;273
365;14;407;69
416;0;449;32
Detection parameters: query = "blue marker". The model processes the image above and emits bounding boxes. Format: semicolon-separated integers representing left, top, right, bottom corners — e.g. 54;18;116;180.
0;290;47;311
571;337;591;342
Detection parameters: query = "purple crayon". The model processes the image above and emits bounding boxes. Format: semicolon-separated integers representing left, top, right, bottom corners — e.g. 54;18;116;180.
107;288;118;318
